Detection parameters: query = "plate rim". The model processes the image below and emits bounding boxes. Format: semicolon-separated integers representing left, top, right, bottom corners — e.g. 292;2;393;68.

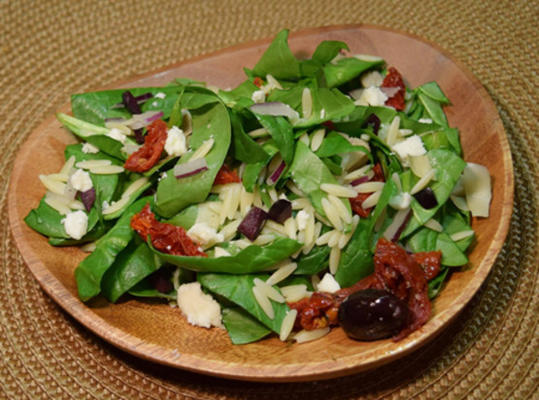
8;23;514;382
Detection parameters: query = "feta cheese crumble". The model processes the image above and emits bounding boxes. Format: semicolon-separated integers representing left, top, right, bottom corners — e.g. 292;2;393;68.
392;135;427;160
251;90;266;104
164;126;187;157
354;86;388;107
154;92;166;99
317;273;341;293
69;169;93;192
63;210;88;240
177;282;223;328
187;222;224;247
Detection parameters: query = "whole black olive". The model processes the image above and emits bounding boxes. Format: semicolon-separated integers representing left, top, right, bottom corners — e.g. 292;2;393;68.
338;289;409;341
413;187;438;209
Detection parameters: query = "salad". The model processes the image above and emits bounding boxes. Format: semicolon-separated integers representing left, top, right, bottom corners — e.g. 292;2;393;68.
25;29;492;345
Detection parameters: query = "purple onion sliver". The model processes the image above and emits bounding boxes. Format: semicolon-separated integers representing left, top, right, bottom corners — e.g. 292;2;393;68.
391;210;412;242
150;273;173;294
122;90;141;114
175;166;208;179
145;111;164;123
268;199;292;224
111;92;154;109
268;161;286;185
362;113;381;135
134;128;145;144
238;207;268;241
350;175;370;186
413;187;438;209
79;188;96;212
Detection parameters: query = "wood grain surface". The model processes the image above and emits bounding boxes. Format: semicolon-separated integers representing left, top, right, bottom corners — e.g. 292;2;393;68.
8;25;513;382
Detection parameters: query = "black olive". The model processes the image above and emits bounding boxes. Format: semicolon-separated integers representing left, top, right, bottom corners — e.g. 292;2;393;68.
338;289;409;341
413;187;438;209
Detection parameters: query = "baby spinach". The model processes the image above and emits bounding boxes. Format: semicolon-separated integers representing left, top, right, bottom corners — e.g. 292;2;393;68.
128;279;177;300
315;131;370;159
254;115;295;165
294;245;330;275
406;228;468;266
418;92;448;127
230;111;269;163
101;241;163;303
252;29;301;81
74;196;151;302
222;307;272;344
312;40;349;64
323;57;383;88
199;273;290;333
428;268;449;299
150;237;302;273
242;142;278;192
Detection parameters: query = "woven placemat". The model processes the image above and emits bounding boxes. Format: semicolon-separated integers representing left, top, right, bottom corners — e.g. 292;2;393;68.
1;0;537;398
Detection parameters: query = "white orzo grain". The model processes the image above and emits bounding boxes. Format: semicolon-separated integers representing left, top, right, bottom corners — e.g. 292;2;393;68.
343;164;372;182
361;190;382;209
265;261;297;286
88;165;124;174
424;218;444;232
328;194;352;224
291;197;311;210
386;116;401;146
354;181;385;193
254;278;285;303
310;128;325;152
252;285;274;319
320;183;357;198
302;87;313;119
321;197;343;231
247;127;269;138
450;230;475;241
286;181;305;197
294;327;330;343
383;208;411;241
315;230;333;246
75;159;111;169
329;246;341;274
327;230;341;248
190;138;214;161
279;309;298;341
44;194;71;215
450;195;470;211
298;132;310;145
284;217;297;240
410;169;436;195
39;175;66;195
218;219;241;242
60;156;76;176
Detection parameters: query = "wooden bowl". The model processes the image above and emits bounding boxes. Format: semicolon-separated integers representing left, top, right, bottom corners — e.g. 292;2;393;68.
8;25;513;382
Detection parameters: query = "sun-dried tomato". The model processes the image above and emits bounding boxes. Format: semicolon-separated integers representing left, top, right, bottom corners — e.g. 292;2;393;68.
253;77;264;88
412;250;442;280
124;119;167;172
349;164;385;217
131;204;206;257
382;67;406;111
213;164;241;185
322;121;335;130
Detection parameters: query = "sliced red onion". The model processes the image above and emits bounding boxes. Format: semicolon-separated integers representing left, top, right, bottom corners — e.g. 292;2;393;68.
350;175;370;186
413;187;438;209
79;188;96;212
391;210;412;242
362;113;381;135
380;87;401;98
267;160;286;185
250;102;300;120
122;91;142;114
149;270;173;294
128;111;164;129
173;158;208;179
238;207;268;241
268;199;292;224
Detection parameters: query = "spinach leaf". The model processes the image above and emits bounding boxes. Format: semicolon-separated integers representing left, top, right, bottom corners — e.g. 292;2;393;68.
323;57;383;88
441;203;474;252
315;131;370;159
294;87;355;128
294;245;330;275
406;228;468;266
417;82;450;104
199;273;289;333
150;237;302;273
255;115;295;165
155;96;231;218
101;241;163;303
230;111;269;163
267;85;304;110
252;29;301;81
222;307;272;344
218;80;258;106
128;278;177;300
312;40;349;64
428;268;449;299
417;92;448;127
74;196;151;301
166;203;199;230
289;141;350;218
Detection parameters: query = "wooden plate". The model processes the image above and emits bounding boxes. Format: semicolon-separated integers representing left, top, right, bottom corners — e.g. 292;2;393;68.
8;25;513;382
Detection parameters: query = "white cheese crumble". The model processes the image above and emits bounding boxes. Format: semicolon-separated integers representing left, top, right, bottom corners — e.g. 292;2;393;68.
355;86;388;107
81;142;99;154
392;135;427;160
360;70;384;88
296;210;310;231
251;90;266;104
69;169;93;192
106;128;127;144
187;222;224;247
154;92;166;99
317;273;341;293
177;282;223;328
164;126;187;157
418;118;433;124
63;210;88;240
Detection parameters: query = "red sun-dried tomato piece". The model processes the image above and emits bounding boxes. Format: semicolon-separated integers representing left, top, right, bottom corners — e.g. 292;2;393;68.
253;77;264;88
131;204;207;257
213;164;241;185
412;250;442;280
349;164;385;217
382;67;406;111
124;119;167;172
